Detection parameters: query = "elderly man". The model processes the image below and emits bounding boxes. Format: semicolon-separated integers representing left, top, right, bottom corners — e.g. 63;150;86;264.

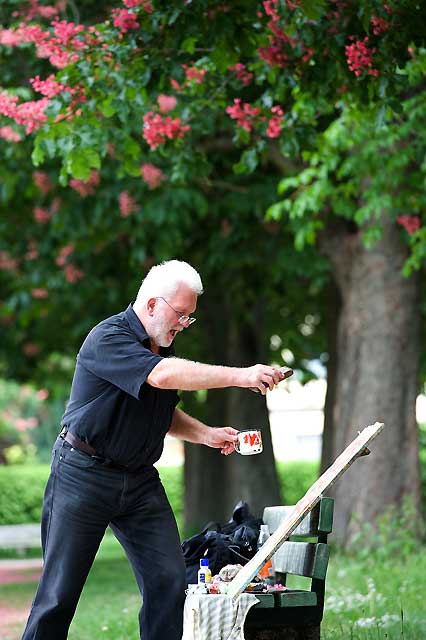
22;259;285;640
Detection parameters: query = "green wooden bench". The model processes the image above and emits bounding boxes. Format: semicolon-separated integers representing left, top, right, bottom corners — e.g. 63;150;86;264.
244;496;334;640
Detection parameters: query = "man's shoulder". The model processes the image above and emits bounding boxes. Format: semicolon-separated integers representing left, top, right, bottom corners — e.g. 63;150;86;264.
82;310;132;348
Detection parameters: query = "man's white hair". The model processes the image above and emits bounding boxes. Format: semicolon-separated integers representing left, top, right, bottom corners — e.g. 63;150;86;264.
135;260;203;304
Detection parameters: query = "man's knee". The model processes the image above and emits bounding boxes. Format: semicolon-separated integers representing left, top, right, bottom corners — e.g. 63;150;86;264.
156;559;186;594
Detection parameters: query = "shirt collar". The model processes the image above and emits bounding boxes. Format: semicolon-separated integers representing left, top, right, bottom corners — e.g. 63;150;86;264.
125;303;174;356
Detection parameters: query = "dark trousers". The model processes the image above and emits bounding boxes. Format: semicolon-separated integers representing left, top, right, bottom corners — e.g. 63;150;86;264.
22;438;186;640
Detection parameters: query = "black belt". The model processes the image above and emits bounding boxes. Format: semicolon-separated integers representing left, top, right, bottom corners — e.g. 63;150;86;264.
60;427;98;456
59;428;130;472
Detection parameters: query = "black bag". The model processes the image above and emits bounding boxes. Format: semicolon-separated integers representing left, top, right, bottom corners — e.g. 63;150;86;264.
181;501;262;585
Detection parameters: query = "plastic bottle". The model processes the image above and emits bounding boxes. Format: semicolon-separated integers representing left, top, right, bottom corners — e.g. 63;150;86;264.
197;558;212;586
257;524;275;585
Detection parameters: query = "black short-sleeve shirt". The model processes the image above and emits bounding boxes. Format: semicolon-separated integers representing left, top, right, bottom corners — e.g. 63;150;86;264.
61;304;179;471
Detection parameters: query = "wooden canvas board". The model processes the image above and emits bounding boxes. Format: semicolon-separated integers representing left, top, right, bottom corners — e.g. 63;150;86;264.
227;421;385;599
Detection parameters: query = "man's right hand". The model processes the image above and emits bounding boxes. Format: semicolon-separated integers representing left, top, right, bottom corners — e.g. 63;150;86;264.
241;364;286;395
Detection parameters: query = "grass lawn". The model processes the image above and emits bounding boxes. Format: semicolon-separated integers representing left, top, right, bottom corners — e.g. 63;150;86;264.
2;534;426;640
322;550;426;639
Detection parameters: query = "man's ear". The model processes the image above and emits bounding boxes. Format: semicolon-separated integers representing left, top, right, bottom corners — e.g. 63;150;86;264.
147;297;156;316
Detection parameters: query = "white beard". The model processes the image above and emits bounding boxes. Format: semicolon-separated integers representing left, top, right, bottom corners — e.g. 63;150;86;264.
148;315;175;348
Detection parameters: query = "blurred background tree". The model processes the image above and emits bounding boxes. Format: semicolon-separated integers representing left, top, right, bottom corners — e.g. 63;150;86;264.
0;0;425;542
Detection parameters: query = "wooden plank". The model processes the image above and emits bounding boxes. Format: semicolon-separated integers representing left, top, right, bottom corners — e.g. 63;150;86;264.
263;507;318;537
264;497;334;537
274;590;317;608
227;421;384;599
318;497;334;534
250;593;275;608
273;542;329;579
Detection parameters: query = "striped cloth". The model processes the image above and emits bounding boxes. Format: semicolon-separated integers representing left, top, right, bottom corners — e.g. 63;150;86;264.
181;593;259;640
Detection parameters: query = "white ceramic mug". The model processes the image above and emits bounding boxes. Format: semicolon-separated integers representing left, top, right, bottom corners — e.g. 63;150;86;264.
235;429;263;455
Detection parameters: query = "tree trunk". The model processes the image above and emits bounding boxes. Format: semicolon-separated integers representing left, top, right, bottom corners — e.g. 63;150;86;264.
183;296;281;534
320;278;341;475
320;217;421;545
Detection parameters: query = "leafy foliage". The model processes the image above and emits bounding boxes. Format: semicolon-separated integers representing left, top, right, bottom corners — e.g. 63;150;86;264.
1;0;426;390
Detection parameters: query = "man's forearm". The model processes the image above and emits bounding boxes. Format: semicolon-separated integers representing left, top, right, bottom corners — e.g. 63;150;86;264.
148;357;286;393
147;357;242;391
169;408;209;445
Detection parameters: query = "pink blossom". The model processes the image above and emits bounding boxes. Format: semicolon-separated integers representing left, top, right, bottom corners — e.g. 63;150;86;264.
30;74;67;98
34;206;51;223
397;215;421;234
182;65;206;84
33;171;52;194
56;244;74;266
1;92;51;134
17;98;50;133
266;105;284;138
119;191;138;217
15;416;39;431
143;112;190;149
263;0;280;22
52;19;84;46
157;94;177;113
3;21;86;71
371;15;388;36
31;288;49;299
0;29;23;46
0;126;21;142
258;42;289;67
225;99;261;132
69;170;100;196
0;92;19;119
50;197;61;214
140;163;164;189
64;263;84;283
0;251;18;271
228;63;253;86
37;388;49;401
170;78;183;92
112;8;139;32
23;343;40;357
13;0;64;21
345;37;378;77
26;240;39;260
123;0;153;10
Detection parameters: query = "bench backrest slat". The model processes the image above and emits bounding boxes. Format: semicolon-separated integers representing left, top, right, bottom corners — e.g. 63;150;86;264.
272;541;330;579
263;497;334;537
262;497;333;582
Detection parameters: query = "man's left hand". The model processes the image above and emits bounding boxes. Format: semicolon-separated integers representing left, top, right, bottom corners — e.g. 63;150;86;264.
206;427;239;455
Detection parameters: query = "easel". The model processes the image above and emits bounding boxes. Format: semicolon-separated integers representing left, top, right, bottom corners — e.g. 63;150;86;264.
227;421;384;599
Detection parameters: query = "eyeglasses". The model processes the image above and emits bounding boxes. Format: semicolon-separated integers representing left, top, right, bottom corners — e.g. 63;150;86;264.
157;297;197;327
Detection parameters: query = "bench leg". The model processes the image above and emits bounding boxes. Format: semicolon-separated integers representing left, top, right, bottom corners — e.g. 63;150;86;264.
244;624;320;640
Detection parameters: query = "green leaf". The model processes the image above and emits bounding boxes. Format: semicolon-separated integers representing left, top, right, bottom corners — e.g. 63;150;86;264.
124;137;141;160
233;148;258;175
300;0;326;21
99;98;117;118
181;37;197;54
65;149;100;180
31;141;45;166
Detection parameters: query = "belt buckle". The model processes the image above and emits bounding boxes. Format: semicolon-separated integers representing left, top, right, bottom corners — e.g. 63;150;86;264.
60;426;67;438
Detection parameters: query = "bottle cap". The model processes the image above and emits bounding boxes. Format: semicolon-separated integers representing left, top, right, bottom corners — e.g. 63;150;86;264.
200;558;209;567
